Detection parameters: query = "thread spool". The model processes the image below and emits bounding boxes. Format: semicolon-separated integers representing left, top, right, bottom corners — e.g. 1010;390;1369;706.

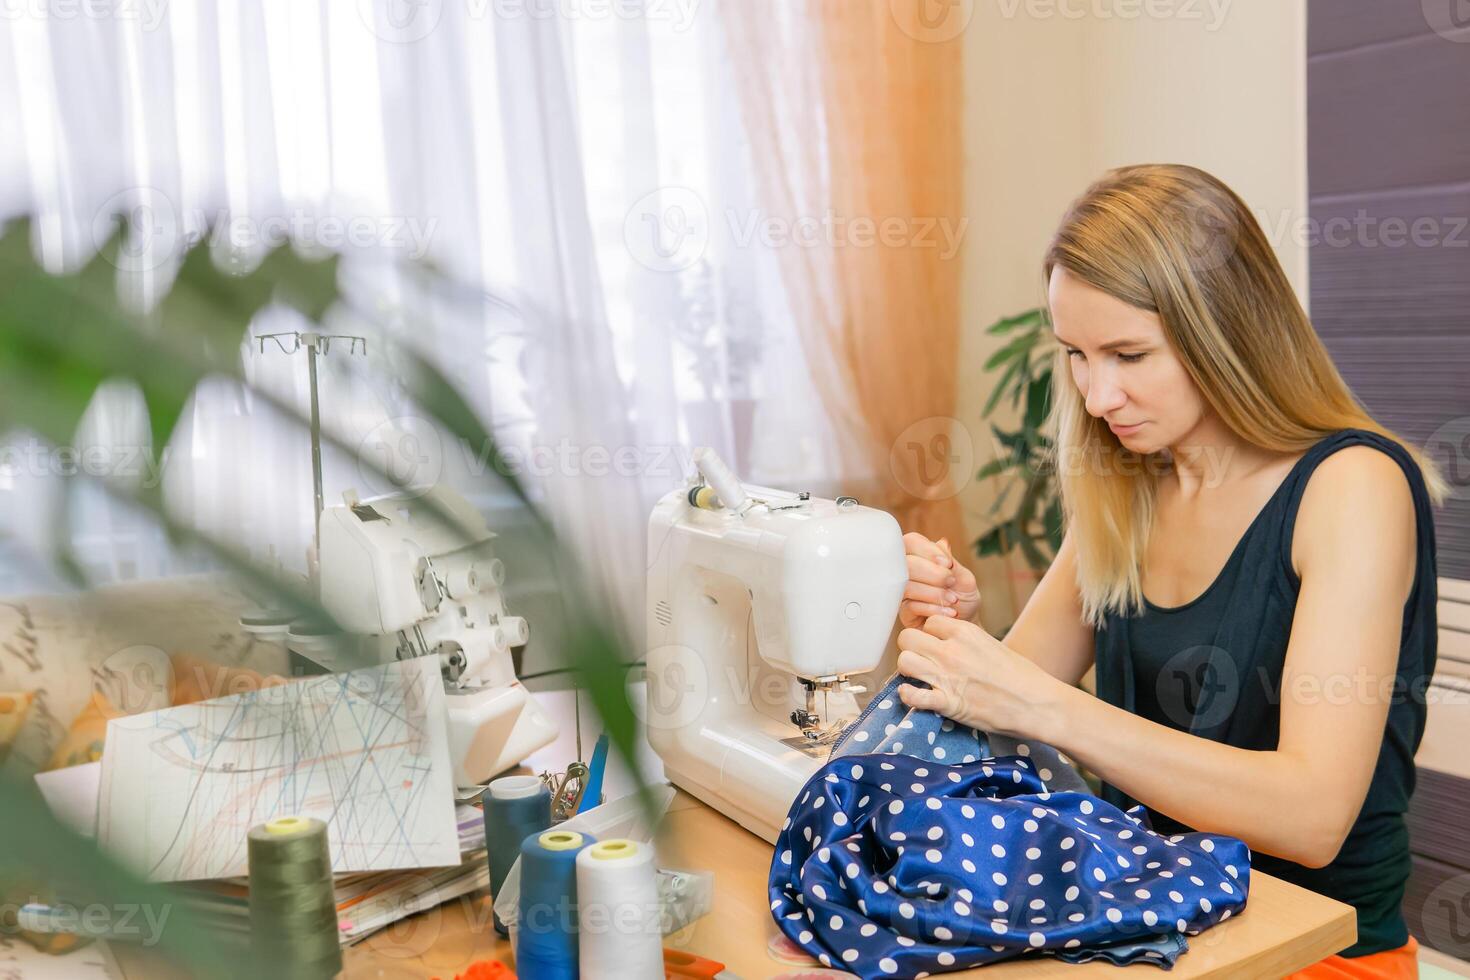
693;446;749;513
500;615;529;646
446;566;480;599
484;558;506;587
516;829;595;980
485;775;552;937
576;839;662;979
687;485;721;510
247;815;342;980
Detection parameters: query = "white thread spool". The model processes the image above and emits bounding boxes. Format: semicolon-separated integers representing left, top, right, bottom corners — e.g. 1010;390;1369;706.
482;558;506;587
575;838;662;979
693;446;749;513
500;615;529;646
445;565;480;599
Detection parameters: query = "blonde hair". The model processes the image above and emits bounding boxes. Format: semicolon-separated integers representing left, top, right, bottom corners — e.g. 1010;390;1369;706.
1042;164;1446;628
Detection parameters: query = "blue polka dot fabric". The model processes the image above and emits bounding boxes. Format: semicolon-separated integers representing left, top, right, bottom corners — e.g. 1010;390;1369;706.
830;673;1090;796
769;752;1250;978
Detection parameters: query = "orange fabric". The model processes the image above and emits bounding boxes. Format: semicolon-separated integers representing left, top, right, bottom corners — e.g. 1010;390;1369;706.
45;654;286;771
431;961;515;980
44;690;127;770
0;691;36;765
721;1;972;581
1285;935;1419;980
167;653;288;705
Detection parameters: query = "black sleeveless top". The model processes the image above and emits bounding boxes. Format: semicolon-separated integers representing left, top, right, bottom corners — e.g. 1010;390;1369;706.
1093;428;1438;958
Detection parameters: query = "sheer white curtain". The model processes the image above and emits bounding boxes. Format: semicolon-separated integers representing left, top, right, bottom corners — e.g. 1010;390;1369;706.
0;1;859;638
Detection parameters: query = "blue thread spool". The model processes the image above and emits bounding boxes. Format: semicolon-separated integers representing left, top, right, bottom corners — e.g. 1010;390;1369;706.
516;829;595;980
485;775;552;936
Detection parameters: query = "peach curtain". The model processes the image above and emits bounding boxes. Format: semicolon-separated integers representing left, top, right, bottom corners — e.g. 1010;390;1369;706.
721;0;972;571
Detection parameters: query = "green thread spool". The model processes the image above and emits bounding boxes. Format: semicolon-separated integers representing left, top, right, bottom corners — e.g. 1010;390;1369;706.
247;816;343;980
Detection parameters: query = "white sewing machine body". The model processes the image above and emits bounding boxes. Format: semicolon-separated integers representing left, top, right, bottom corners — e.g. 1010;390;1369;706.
310;486;557;790
645;453;907;842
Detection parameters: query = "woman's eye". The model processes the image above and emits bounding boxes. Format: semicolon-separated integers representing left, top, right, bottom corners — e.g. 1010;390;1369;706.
1065;347;1144;362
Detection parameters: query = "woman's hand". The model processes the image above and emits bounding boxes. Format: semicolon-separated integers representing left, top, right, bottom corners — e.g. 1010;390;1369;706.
899;532;981;629
895;615;1071;742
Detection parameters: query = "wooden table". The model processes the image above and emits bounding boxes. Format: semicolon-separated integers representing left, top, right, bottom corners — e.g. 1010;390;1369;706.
347;788;1356;979
107;688;1356;978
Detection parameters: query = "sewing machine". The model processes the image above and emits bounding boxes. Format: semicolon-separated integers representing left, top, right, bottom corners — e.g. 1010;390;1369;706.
645;448;908;842
309;485;558;791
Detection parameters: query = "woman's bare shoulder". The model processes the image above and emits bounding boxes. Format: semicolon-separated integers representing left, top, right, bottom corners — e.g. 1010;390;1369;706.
1293;444;1416;594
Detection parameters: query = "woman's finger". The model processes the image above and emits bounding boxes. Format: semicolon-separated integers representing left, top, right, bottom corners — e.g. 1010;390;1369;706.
901;600;956;621
936;537;979;596
902;530;934;552
896;648;943;687
903;532;952;568
921;614;975;639
896;627;947;660
904;581;953;605
906;553;956;589
896;683;943;712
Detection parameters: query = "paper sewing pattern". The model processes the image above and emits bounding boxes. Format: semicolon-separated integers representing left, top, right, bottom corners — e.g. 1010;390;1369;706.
97;658;459;882
34;761;101;838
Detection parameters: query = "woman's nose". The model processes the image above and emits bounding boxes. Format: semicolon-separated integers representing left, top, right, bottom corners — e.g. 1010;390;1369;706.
1084;372;1127;418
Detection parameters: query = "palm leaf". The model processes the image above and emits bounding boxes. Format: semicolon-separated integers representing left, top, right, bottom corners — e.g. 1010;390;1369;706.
0;214;654;975
975;307;1060;572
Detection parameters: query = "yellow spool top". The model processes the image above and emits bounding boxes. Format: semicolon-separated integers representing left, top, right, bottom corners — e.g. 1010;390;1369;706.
538;830;584;851
266;816;308;836
589;839;637;860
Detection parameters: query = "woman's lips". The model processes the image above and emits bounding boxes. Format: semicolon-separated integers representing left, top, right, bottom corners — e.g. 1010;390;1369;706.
1109;421;1145;436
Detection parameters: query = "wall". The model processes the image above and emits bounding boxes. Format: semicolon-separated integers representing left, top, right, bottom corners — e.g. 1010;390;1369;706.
958;0;1309;631
1305;1;1470;582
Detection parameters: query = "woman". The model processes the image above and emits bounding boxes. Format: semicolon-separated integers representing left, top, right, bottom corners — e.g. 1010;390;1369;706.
896;164;1444;979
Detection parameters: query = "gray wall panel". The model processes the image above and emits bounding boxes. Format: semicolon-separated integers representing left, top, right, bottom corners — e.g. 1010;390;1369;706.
1308;3;1439;55
1308;34;1470;196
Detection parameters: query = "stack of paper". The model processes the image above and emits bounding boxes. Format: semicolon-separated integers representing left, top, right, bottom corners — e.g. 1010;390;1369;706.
97;658;461;882
178;803;492;946
36;659;497;950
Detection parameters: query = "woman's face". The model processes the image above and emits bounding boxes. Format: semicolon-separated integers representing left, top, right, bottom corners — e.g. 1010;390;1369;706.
1047;265;1208;454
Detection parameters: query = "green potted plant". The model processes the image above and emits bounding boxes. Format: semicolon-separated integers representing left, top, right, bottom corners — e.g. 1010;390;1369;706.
974;307;1063;573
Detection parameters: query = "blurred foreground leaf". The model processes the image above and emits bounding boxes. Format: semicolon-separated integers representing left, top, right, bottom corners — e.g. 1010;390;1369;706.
0;215;650;974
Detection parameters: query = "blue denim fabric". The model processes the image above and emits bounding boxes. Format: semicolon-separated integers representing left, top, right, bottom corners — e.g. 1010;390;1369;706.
770;753;1250;978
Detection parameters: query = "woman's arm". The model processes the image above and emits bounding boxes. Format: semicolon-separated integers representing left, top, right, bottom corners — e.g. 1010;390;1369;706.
895;447;1417;868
